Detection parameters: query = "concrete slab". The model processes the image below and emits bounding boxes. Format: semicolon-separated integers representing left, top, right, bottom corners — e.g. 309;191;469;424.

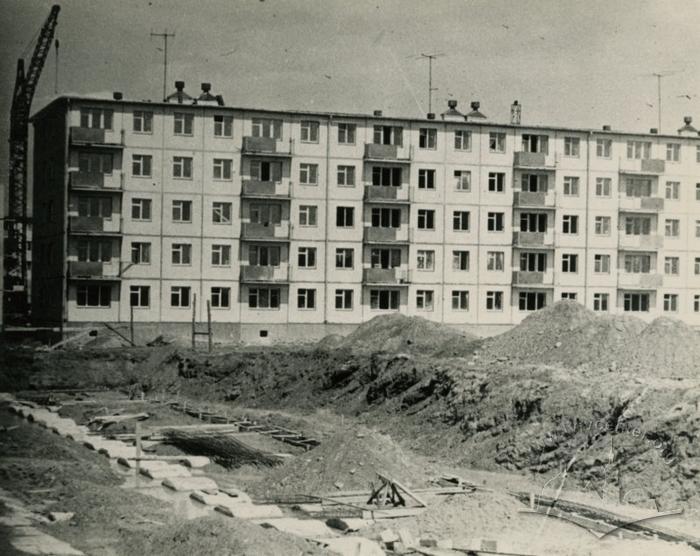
218;486;252;503
317;537;385;556
98;444;138;459
179;456;210;468
139;465;191;479
190;490;251;507
214;502;283;519
162;476;218;492
256;517;335;539
11;528;85;555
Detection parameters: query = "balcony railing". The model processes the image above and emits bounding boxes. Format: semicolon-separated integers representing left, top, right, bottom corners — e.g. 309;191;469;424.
618;233;664;250
512;271;548;285
512;231;554;248
619;196;664;212
363;226;409;243
618;272;663;289
362;268;410;284
69;216;120;234
241;179;290;198
513;151;554;169
68;261;121;280
69;127;124;148
363;185;409;203
240;265;289;283
69;171;123;191
513;191;555;208
240;222;290;240
619;158;665;175
363;143;412;162
241;136;293;157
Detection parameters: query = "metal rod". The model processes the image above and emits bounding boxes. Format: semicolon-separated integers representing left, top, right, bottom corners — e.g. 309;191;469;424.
151;29;175;101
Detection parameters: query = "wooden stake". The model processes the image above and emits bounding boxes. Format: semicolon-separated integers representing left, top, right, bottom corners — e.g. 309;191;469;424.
130;304;135;345
207;300;212;353
135;422;142;477
191;294;197;350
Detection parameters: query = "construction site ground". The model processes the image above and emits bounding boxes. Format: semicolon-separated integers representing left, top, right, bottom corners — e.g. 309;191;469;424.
1;301;699;555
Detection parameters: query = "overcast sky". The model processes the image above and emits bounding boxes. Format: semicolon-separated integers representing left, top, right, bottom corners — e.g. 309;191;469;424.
2;0;700;187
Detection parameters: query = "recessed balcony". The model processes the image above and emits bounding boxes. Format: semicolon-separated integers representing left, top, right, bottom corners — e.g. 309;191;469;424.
363;185;410;204
618;233;664;251
69;216;121;235
618;272;663;289
513;151;555;170
618;196;664;212
241;179;290;199
240;265;289;283
512;271;548;285
619;158;665;175
68;261;120;280
363;226;409;244
513;191;555;208
362;267;410;285
69;127;124;148
69;171;123;191
241;136;293;157
240;222;290;241
363;143;412;162
512;231;554;248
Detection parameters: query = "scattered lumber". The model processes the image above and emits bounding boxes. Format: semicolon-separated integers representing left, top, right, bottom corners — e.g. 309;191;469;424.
89;412;149;429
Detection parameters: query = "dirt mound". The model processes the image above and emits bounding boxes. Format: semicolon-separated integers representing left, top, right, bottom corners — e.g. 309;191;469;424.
249;427;431;497
328;314;478;356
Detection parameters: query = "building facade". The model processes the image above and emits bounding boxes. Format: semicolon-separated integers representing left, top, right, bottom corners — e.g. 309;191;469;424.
30;86;700;341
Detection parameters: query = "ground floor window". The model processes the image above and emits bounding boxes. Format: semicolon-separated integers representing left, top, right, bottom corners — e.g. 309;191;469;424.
593;293;609;312
335;289;353;310
130;286;150;307
249;287;280;309
297;288;316;309
77;285;111;307
663;293;678;312
519;291;546;311
370;289;399;310
623;292;650;312
416;290;434;311
211;287;230;308
452;290;469;310
171;286;191;308
561;292;577;301
486;291;503;311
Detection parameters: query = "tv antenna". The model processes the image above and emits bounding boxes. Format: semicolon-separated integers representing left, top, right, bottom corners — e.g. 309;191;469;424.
410;52;445;113
151;29;176;101
650;69;684;130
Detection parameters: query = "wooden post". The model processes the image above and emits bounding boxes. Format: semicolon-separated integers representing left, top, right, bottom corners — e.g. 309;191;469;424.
130;304;135;346
135;422;142;477
191;293;197;350
207;300;212;353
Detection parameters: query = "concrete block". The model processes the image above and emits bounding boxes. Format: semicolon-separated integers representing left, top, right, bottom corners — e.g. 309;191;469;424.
139;465;191;479
380;529;399;544
420;536;438;548
162;476;218;492
179;456;210;468
214;502;283;519
297;503;323;513
98;444;138;459
398;528;417;548
317;537;385;556
190;491;238;507
218;486;252;503
257;517;335;539
325;517;371;532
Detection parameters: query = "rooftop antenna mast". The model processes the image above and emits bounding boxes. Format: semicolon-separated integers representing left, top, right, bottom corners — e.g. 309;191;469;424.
650;69;683;131
419;52;444;113
151;29;176;101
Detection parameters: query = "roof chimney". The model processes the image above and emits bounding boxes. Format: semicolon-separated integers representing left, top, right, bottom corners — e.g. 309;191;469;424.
112;92;123;101
166;81;193;104
650;128;658;134
201;82;211;93
175;81;185;92
373;110;383;117
466;101;486;120
678;116;697;136
447;100;457;109
510;100;521;125
602;125;611;131
441;99;464;121
427;112;436;120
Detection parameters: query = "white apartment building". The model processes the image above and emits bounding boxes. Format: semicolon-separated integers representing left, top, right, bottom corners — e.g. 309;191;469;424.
30;83;700;341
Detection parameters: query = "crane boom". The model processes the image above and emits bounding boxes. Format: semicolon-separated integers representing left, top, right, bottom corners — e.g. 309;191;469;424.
4;4;60;325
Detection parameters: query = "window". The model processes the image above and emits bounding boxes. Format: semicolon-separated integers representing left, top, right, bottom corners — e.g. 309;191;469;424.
373;125;403;146
170;286;191;308
418;169;436;189
417;209;435;230
416;250;435;271
252;118;282;139
594;254;610;273
419;128;437;149
132;154;152;177
593;293;609;312
454;130;471;151
665;219;680;237
563;176;580;196
212;158;233;180
249;245;280;266
248;287;281;308
300;120;319;143
299;205;318;226
251;160;282;182
695;295;700;313
521;174;547;193
172;200;192;222
211;287;230;308
696;257;700;275
520;252;546;272
487;251;504;271
131;242;151;264
623;293;650;312
335;289;353;309
488;172;505;192
297;288;316;309
696;220;700;238
454;170;471;191
594;216;610;235
489;132;506;153
595;177;611;197
174;112;193;135
80;107;113;129
522;134;548;153
624;216;651;236
335;248;354;269
486;291;503;311
76;284;111;307
337;165;355;186
213;115;233;138
664;257;680;275
131;198;152;220
77;240;111;262
336;206;354;227
370;289;400;310
487;212;505;232
371;207;401;228
372;166;402;187
77;197;112;218
133;111;153;133
562;254;578;273
520;213;547;232
416;290;434;311
626;140;651;160
562;215;579;234
625;178;652;198
564;137;580;157
371;248;401;268
173;156;193;179
665;181;680;200
298;247;316;268
519;291;547;311
212;202;232;224
300;163;318;185
453;211;470;231
130;286;150;308
624;254;651;273
172;243;192;265
79;152;113;174
211;244;231;266
452;290;469;310
596;138;612;158
453;251;469;271
697;183;700;200
337;123;356;144
666;143;681;162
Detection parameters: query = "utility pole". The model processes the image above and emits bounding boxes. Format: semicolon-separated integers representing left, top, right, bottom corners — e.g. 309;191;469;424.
419;52;444;114
151;29;175;101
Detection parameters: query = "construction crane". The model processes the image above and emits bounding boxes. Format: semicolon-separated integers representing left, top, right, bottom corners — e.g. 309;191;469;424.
4;4;60;326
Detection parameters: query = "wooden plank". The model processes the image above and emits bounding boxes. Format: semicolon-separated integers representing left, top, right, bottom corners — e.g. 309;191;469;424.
377;473;427;508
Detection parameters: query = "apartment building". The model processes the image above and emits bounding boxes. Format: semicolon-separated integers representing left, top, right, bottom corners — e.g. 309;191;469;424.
30;83;700;341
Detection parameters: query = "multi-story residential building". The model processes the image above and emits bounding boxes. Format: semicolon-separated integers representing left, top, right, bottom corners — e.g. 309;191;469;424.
30;82;700;341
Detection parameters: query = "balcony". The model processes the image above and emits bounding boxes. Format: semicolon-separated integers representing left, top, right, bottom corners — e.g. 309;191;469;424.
513;191;555;208
618;233;664;251
512;271;550;286
513;151;555;170
69;216;121;235
363;226;409;244
240;265;289;283
69;127;124;148
619;158;665;175
69;171;123;191
619;196;664;212
241;136;292;157
68;261;120;280
618;272;663;289
363;268;410;285
363;186;410;204
240;222;290;241
241;179;290;199
512;231;554;248
363;143;412;163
